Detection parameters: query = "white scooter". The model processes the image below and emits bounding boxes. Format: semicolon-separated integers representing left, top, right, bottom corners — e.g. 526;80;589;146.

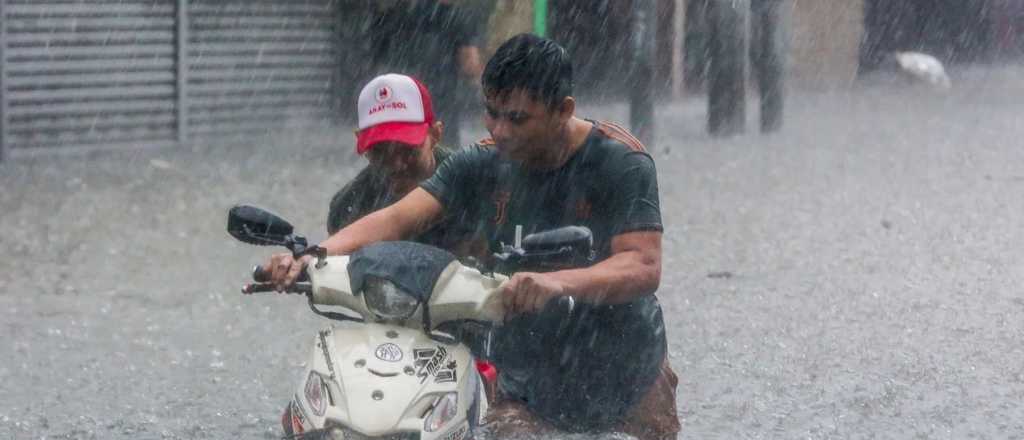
226;205;590;440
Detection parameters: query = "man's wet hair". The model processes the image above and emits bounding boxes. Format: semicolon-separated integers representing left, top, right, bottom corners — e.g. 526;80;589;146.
482;33;574;108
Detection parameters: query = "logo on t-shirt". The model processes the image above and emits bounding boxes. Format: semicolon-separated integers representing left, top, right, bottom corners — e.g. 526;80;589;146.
575;198;592;220
491;191;511;225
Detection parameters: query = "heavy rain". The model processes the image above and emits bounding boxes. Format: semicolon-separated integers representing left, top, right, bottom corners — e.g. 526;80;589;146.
2;0;1024;439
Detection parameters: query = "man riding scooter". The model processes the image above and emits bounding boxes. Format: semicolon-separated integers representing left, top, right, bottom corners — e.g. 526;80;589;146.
282;73;496;436
266;34;681;439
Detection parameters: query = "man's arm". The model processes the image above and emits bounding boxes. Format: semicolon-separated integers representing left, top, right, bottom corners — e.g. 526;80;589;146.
266;188;444;290
501;230;662;314
320;187;443;255
457;45;483;79
447;1;483;81
503;146;663;313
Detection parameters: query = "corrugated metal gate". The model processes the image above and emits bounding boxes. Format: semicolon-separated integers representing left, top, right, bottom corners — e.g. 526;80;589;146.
2;0;178;155
186;0;337;137
0;0;342;160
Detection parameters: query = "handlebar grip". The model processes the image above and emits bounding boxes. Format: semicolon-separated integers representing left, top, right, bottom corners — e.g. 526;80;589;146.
252;264;310;283
241;283;312;295
241;283;277;294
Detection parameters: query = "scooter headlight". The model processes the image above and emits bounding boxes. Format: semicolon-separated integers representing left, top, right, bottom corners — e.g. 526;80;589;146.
363;277;420;321
424;392;459;433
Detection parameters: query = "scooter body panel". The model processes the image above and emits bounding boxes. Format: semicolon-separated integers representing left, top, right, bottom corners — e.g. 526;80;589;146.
291;322;483;438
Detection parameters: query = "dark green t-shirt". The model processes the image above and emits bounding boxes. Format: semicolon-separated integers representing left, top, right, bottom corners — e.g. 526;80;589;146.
326;146;469;251
419;121;668;431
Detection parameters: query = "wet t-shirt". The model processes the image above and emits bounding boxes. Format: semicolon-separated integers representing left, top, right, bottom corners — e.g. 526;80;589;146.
419;121;668;431
327;146;472;252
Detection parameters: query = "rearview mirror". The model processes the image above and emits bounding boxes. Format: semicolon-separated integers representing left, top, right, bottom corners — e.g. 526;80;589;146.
227;205;295;246
490;226;595;274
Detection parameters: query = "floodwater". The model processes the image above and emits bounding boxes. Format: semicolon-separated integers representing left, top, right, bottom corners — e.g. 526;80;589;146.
2;64;1024;439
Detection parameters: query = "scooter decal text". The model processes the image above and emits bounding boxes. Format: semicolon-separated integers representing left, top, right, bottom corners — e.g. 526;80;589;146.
414;347;458;384
434;359;458;384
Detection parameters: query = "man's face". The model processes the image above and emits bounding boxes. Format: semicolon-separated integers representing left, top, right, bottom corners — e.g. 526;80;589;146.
365;141;429;180
483;89;565;164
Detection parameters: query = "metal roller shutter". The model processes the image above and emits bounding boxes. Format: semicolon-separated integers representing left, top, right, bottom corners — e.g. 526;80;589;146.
186;0;338;137
2;0;179;153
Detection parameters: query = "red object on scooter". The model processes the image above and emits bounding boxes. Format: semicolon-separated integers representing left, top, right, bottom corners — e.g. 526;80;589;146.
475;360;497;383
475;360;498;403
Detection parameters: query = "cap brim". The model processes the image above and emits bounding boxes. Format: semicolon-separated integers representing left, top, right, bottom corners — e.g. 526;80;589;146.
356;122;429;154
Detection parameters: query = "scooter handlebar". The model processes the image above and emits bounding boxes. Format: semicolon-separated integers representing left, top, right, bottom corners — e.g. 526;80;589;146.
241;283;277;294
246;265;311;295
241;282;311;295
251;264;309;283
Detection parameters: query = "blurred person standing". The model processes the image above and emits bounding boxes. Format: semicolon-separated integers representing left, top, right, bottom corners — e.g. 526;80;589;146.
370;0;485;148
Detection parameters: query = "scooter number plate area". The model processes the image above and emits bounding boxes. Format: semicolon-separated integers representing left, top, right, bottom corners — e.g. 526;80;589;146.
438;424;469;440
337;428;420;440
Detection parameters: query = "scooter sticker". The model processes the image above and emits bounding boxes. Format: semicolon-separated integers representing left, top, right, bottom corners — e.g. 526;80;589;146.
375;343;403;362
441;424;468;440
434;359;458;384
413;346;458;384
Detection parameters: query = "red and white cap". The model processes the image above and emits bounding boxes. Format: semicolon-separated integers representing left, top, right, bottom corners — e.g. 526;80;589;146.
356;73;435;154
